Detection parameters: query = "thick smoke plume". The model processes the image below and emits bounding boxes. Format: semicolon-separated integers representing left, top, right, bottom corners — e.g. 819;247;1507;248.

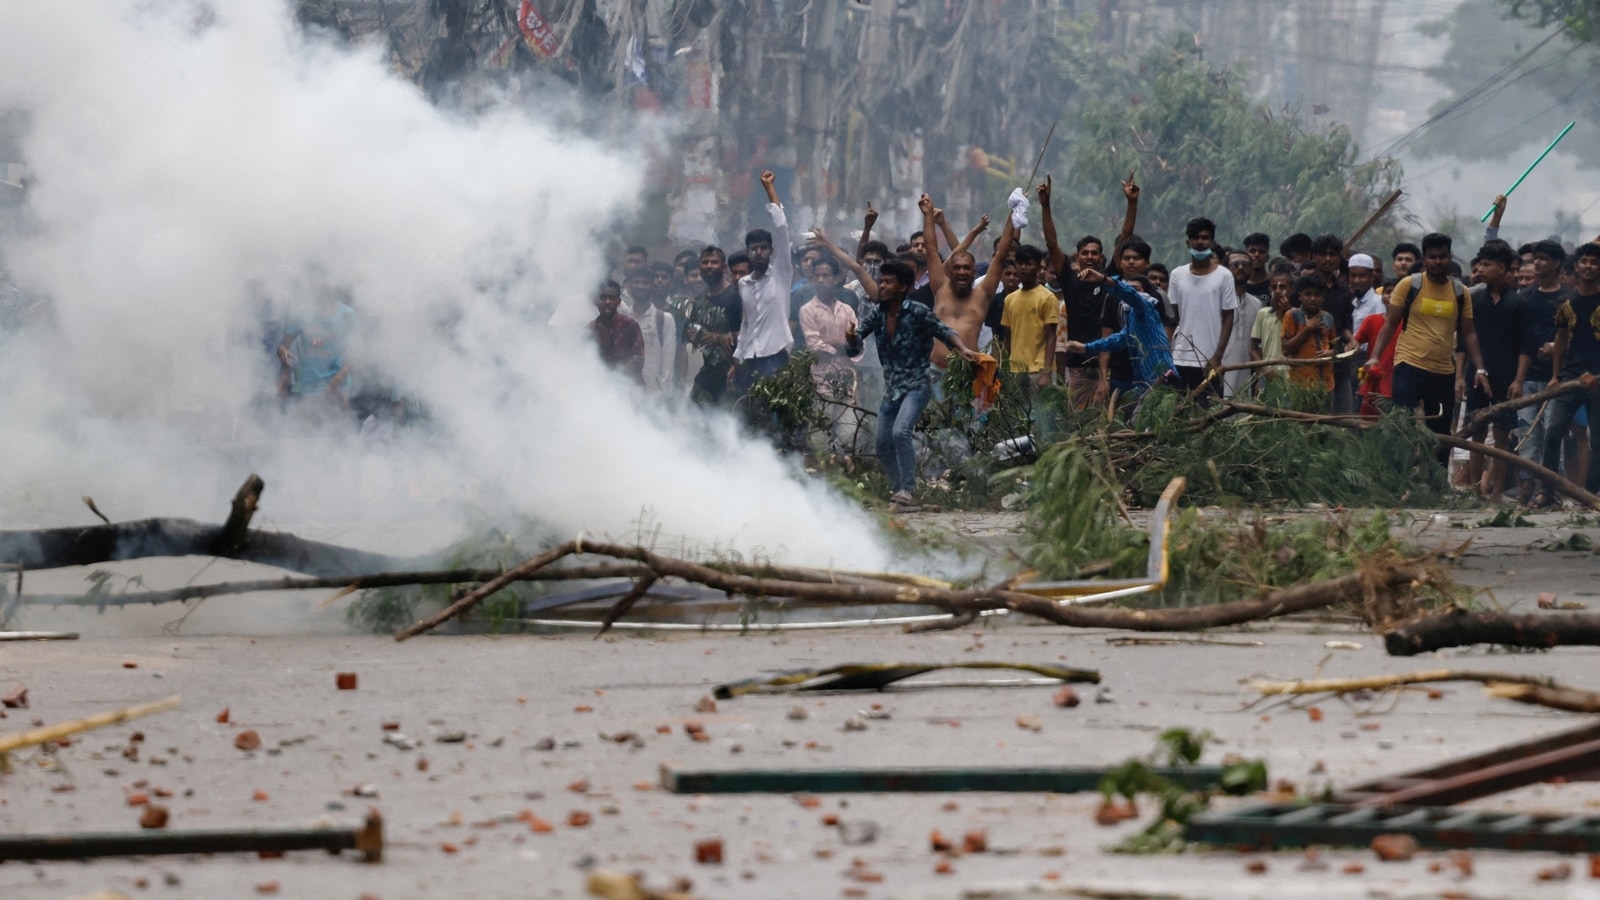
0;1;888;569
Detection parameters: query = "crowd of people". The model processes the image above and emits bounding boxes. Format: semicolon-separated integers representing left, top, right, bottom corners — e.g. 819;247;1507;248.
584;172;1600;513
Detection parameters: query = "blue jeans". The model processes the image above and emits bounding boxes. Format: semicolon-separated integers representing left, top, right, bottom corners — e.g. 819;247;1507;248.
1541;387;1600;493
1515;379;1548;482
877;382;933;494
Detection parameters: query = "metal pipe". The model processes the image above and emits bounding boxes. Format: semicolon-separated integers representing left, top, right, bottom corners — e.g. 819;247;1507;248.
0;811;383;863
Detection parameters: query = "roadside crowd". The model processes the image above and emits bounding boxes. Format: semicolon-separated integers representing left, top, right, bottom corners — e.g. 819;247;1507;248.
581;171;1600;512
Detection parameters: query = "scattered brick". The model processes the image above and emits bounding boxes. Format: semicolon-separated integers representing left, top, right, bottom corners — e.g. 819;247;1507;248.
335;672;358;690
694;838;723;864
139;805;169;829
233;730;261;752
1370;833;1419;862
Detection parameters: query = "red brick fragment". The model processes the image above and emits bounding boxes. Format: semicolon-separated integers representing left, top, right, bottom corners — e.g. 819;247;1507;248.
335;672;358;690
1;687;26;709
126;792;150;807
215;708;229;724
1052;686;1081;708
930;830;954;852
1538;862;1573;882
694;838;723;864
139;805;169;829
1370;833;1418;862
234;729;261;751
962;829;988;854
1245;859;1268;874
254;881;279;894
566;810;591;828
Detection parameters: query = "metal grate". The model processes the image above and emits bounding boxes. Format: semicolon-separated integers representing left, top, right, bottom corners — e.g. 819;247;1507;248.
1187;802;1600;853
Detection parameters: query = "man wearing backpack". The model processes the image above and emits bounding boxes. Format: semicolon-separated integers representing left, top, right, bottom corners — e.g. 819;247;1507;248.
1365;232;1492;466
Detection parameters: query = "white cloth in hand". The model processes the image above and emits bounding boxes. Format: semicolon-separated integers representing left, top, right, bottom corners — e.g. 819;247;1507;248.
1007;188;1030;230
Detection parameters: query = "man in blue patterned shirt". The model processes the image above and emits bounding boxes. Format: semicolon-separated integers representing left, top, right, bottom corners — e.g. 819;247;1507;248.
1064;271;1176;407
846;259;979;512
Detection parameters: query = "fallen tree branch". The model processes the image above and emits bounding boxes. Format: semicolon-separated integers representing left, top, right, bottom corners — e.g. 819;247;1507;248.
1455;379;1591;438
1486;681;1600;714
1434;433;1600;509
1385;608;1600;656
595;575;659;637
394;539;1431;641
1252;669;1560;696
19;564;655;609
1254;670;1600;716
0;696;179;758
1162;403;1600;509
0;475;407;576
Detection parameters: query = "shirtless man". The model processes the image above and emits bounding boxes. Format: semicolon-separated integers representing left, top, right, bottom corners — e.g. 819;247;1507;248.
918;193;1015;368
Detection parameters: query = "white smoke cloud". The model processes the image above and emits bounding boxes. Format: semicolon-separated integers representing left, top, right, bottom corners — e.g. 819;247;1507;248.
0;1;890;570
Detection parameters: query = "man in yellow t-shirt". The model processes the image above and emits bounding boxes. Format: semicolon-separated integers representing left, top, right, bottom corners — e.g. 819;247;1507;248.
999;244;1058;385
1365;232;1490;464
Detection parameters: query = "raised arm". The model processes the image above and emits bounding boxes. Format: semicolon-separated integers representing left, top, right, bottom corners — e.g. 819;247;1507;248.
933;208;960;262
1485;193;1506;241
920;193;947;295
954;214;990;258
1036;175;1067;276
975;216;1016;297
812;226;878;301
1118;171;1140;246
761;170;792;285
854;201;878;262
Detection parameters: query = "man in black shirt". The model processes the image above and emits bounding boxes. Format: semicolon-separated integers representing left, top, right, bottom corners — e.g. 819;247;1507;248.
1459;241;1522;499
674;245;744;405
1241;232;1274;304
1540;242;1600;497
1037;178;1116;409
1510;239;1574;503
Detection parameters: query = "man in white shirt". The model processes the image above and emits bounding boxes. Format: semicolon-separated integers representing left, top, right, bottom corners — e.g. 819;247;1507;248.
1348;252;1385;338
1167;216;1237;399
1223;250;1259;398
732;170;795;395
624;269;676;394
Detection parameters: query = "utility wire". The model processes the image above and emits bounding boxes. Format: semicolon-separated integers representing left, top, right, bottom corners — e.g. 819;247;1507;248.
1369;26;1568;161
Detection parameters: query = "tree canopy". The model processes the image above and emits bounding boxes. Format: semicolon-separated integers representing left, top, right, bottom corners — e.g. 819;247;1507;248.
1058;41;1402;261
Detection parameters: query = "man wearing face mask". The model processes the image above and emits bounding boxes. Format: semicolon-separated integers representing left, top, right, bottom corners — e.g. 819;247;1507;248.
1167;217;1238;398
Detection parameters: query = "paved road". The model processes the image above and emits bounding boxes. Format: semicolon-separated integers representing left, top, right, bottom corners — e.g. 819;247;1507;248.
5;625;1600;899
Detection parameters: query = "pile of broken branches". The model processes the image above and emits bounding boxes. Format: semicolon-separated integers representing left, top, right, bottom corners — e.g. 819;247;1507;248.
0;475;1447;642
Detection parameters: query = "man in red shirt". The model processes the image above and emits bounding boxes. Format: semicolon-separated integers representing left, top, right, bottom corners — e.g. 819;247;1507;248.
589;279;644;384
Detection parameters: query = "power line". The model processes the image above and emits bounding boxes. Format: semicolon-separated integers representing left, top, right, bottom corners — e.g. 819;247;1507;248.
1369;26;1568;161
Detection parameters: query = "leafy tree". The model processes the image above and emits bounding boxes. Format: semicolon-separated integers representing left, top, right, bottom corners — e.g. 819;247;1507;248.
1058;39;1402;262
1504;0;1600;39
1411;0;1599;169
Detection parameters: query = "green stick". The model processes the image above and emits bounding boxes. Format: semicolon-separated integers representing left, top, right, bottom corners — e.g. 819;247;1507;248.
1480;121;1575;222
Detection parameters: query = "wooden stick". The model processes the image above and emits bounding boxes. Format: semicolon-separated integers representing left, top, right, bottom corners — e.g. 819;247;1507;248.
1344;188;1403;250
1455;378;1591;438
394;541;581;639
1435;433;1600;509
594;575;659;638
1487;681;1600;714
0;696;179;755
20;564;654;609
1253;670;1559;697
394;539;1429;641
219;475;264;553
1023;121;1057;192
